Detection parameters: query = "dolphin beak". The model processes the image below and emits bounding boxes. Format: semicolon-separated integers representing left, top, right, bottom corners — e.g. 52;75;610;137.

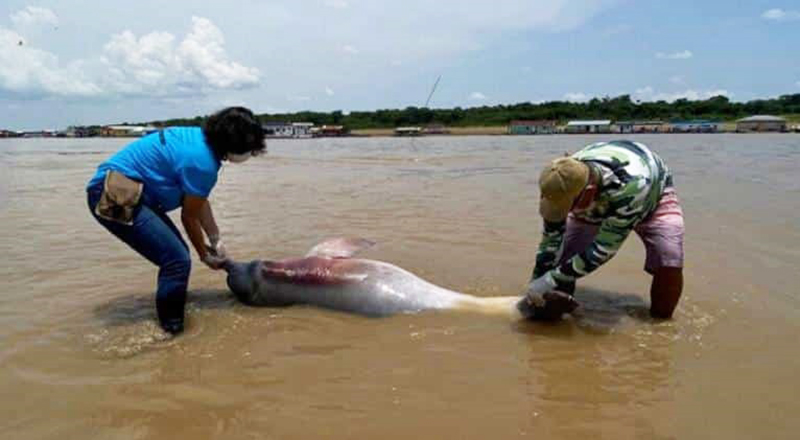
221;258;235;272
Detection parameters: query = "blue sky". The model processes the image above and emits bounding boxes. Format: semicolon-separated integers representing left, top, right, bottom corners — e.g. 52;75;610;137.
0;0;798;130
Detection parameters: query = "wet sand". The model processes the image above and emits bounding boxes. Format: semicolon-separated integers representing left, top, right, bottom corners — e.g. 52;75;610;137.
0;134;798;439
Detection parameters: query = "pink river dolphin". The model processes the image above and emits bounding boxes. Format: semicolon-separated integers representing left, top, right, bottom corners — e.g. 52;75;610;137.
222;238;521;317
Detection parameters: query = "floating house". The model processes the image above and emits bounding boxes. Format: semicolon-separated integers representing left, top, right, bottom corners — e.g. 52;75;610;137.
736;115;787;133
262;122;316;138
565;120;612;134
101;125;157;137
508;120;557;135
394;126;423;136
291;122;314;138
262;122;294;138
314;125;349;137
423;124;450;135
0;129;22;138
615;121;665;134
64;126;100;138
669;120;719;133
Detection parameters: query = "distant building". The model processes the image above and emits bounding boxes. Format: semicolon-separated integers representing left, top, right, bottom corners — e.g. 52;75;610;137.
65;126;98;138
565;120;612;134
615;121;665;134
736;115;787;132
508;120;556;135
263;122;316;138
262;122;294;138
394;126;423;136
0;129;22;138
101;125;157;137
292;122;314;138
313;125;349;137
423;124;450;135
669;120;719;133
22;130;56;138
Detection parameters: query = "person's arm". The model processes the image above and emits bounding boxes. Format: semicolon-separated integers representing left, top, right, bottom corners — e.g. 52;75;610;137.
199;199;220;242
182;195;223;269
526;179;646;298
532;219;566;280
548;213;635;284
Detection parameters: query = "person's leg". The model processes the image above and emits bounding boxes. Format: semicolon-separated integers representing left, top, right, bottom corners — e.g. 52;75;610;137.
150;211;191;333
650;267;683;318
635;189;685;319
88;187;191;333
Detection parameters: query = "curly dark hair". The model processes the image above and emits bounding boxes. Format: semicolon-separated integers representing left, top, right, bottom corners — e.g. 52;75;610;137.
203;107;265;158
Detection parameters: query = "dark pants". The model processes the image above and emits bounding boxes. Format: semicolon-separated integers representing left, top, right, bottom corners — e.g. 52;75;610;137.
87;183;190;333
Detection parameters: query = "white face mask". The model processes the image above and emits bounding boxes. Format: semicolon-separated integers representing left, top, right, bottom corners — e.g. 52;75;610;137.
227;153;251;163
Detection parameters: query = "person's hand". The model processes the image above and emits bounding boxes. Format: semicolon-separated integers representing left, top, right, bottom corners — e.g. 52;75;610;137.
517;272;579;320
202;253;227;270
207;235;227;259
517;291;579;321
523;272;558;305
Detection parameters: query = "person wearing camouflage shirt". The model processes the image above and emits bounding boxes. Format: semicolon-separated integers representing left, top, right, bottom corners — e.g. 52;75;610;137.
519;140;685;320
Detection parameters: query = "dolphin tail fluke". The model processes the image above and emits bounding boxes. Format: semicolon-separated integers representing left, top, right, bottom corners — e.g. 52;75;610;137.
305;237;376;259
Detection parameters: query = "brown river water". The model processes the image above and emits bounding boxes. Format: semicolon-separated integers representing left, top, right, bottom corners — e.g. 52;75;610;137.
1;134;799;439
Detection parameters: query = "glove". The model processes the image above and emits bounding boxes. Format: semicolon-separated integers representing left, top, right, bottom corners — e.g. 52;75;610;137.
523;271;558;306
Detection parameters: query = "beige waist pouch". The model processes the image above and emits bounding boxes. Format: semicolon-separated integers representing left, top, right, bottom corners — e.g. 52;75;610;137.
94;170;144;225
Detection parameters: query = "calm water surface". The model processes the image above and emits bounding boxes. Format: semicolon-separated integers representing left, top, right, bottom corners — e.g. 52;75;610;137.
1;134;799;439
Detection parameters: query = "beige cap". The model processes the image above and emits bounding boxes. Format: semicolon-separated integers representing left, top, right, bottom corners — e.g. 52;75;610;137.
538;157;590;222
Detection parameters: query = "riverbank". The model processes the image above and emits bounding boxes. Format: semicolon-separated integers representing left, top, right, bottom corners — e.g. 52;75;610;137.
351;126;510;137
348;122;800;137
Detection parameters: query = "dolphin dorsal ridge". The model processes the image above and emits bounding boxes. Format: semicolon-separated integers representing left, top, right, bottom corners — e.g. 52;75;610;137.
305;237;376;259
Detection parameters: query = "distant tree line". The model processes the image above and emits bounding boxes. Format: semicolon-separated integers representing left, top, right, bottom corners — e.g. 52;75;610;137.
142;94;800;129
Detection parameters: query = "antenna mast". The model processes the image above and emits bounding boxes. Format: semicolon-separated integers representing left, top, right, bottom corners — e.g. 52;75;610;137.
424;75;442;108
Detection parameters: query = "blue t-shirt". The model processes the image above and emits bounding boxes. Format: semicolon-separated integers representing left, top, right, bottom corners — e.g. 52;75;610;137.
88;127;221;212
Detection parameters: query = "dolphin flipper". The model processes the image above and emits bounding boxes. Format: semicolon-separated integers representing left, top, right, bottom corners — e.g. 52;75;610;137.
305;237;376;258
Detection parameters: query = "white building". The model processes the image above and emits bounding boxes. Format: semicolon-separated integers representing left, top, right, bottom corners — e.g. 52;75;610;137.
291;122;314;138
565;120;613;134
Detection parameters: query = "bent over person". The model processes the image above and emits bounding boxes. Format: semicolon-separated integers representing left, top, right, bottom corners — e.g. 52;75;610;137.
86;107;265;334
519;140;685;320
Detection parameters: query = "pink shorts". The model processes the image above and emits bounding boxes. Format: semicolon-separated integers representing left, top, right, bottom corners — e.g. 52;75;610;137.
561;188;684;274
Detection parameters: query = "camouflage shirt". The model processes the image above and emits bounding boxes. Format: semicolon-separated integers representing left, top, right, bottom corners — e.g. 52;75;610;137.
533;140;673;284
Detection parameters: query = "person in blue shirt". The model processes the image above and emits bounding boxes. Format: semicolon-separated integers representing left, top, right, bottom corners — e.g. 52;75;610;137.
86;107;265;334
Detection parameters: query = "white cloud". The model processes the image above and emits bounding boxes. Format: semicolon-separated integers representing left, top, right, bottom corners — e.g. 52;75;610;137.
656;50;693;60
287;95;312;102
634;86;731;102
796;81;800;88
563;92;590;102
761;8;800;21
10;6;58;29
0;15;259;99
342;45;359;54
469;91;487;100
669;75;685;85
324;0;350;9
0;27;101;97
325;86;335;96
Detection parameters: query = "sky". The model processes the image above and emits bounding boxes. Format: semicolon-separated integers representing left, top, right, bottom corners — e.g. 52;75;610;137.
0;0;798;130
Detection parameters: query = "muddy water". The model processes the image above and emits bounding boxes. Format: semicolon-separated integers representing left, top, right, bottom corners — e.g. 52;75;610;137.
0;134;798;439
